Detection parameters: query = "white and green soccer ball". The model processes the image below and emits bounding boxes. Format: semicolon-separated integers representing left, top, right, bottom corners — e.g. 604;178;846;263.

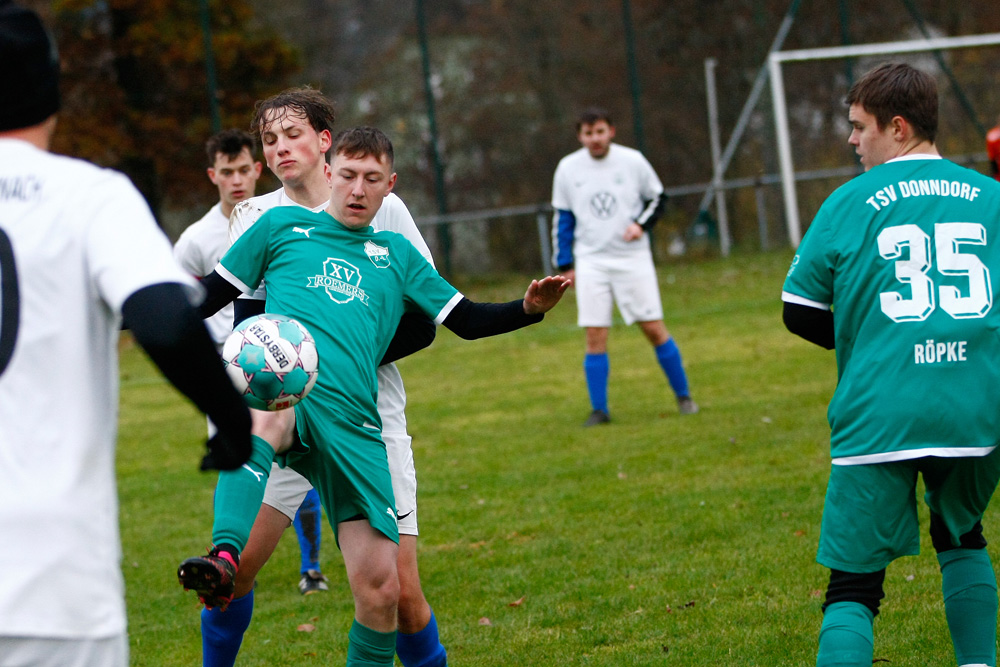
222;314;319;411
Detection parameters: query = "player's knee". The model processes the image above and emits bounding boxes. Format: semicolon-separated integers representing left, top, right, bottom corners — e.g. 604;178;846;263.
930;513;988;554
824;569;886;617
356;571;400;618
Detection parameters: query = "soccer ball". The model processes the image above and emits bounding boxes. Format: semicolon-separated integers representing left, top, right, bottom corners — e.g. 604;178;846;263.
222;314;319;411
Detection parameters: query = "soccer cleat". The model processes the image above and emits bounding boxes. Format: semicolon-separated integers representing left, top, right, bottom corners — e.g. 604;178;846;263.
678;397;699;415
298;569;329;595
583;409;611;426
178;547;238;610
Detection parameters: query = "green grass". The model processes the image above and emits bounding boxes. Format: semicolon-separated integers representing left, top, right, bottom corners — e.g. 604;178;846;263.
118;250;992;665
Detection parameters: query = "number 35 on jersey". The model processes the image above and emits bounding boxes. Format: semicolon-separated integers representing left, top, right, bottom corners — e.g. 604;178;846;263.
878;221;992;322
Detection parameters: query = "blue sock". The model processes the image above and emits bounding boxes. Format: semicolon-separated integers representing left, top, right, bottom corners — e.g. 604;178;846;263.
654;339;690;399
293;488;322;573
396;610;447;667
202;590;253;667
583;353;609;413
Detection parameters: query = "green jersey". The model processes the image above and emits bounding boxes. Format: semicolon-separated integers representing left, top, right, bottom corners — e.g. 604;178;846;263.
219;206;462;429
783;155;1000;463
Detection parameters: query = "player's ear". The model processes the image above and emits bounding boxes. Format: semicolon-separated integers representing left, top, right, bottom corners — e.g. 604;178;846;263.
889;115;908;141
207;167;218;185
252;161;263;178
385;172;397;194
318;129;333;154
607;124;616;140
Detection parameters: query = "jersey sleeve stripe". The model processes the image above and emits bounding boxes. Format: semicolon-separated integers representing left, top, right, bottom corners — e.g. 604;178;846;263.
433;292;465;325
781;290;830;310
215;263;256;296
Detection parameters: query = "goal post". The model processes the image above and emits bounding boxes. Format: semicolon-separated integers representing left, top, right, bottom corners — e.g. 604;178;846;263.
768;32;1000;248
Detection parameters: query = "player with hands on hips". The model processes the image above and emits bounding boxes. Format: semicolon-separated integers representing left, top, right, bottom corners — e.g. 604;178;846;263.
551;107;696;426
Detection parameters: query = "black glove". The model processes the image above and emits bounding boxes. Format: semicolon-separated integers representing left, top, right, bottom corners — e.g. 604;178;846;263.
200;429;252;471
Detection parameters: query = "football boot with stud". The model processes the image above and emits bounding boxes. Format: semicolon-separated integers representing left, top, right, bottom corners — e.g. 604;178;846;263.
178;546;239;610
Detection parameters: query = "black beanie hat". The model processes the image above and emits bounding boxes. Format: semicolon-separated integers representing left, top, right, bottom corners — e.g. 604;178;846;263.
0;0;61;132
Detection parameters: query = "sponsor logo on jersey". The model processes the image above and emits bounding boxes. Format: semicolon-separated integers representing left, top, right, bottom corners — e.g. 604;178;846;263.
364;240;391;268
307;258;370;305
590;191;617;219
292;226;314;238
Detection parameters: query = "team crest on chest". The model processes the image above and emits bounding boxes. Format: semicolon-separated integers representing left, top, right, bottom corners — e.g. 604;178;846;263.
364;240;391;268
307;258;370;305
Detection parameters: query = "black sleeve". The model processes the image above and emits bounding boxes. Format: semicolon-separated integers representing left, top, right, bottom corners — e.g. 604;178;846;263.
122;282;252;470
637;192;667;231
783;301;835;350
198;270;243;319
380;311;436;365
442;297;543;340
234;297;266;328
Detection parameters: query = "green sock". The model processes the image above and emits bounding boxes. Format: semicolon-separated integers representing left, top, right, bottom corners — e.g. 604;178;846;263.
939;548;998;667
211;435;274;552
347;620;396;667
816;601;874;667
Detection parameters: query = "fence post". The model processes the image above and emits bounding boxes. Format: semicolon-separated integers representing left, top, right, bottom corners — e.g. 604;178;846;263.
536;208;552;271
755;182;769;250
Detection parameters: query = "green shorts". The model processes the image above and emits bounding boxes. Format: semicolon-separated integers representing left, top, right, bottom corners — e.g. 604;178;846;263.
284;402;399;546
818;448;1000;573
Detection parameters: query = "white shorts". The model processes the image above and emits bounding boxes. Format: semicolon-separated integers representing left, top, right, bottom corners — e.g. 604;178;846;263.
574;255;663;327
0;634;128;667
263;430;419;536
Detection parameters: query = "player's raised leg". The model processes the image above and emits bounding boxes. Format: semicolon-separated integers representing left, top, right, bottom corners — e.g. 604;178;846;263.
201;500;293;666
179;409;296;610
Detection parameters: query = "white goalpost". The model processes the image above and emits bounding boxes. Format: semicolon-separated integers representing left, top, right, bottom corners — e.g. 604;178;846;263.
768;32;1000;248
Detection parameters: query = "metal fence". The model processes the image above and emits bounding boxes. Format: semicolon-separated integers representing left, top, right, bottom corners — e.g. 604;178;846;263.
414;151;991;276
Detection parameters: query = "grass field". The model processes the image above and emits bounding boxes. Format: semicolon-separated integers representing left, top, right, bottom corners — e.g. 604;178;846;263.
117;250;994;666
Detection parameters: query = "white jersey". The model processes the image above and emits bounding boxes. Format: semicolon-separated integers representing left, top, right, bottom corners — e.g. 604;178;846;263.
551;143;663;262
0;139;197;639
227;190;432;434
173;202;235;347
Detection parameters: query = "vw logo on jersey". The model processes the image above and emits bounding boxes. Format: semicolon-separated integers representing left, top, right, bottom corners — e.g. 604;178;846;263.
364;240;391;268
590;191;617;219
307;258;370;305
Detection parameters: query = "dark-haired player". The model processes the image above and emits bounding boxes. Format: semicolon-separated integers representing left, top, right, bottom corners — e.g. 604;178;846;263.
783;62;1000;667
178;125;569;666
551;106;696;426
189;89;449;667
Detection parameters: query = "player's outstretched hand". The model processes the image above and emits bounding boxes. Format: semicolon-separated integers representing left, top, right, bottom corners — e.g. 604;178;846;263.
200;430;252;471
523;275;572;315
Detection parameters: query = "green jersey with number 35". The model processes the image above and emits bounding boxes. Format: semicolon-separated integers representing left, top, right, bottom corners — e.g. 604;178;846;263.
782;155;1000;464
